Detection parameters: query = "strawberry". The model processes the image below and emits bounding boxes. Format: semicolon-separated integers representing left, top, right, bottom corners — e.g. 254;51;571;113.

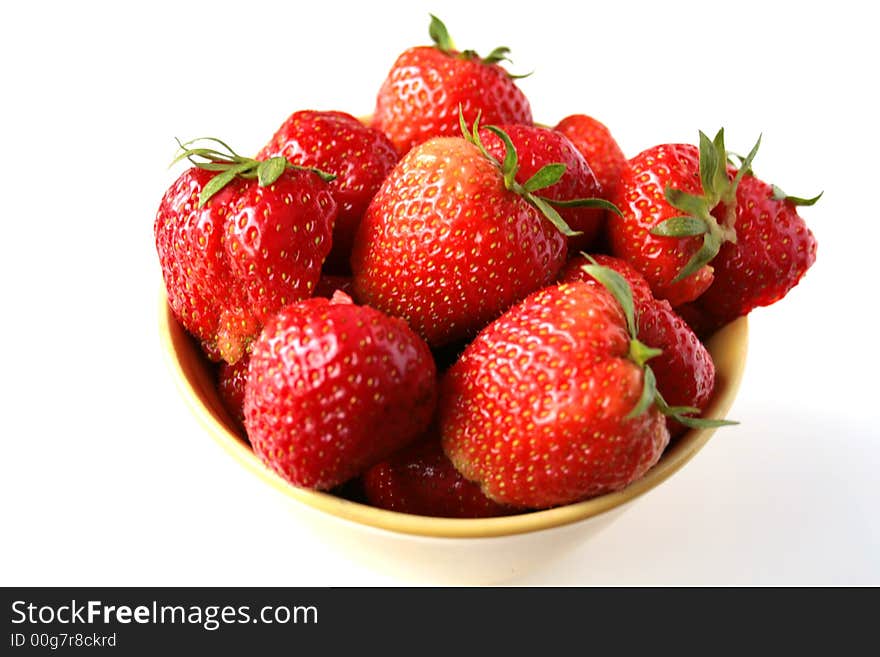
441;279;665;508
155;138;337;363
372;15;533;154
362;433;516;518
479;123;610;251
257;110;398;273
440;261;730;508
561;253;653;300
671;301;718;341
607;130;760;306
633;300;717;440
560;254;716;438
554;114;627;204
217;355;250;427
686;174;819;329
351;120;580;347
243;292;437;490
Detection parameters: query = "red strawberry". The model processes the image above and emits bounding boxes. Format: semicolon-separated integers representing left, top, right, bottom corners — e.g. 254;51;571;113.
687;174;819;328
554;114;627;203
635;300;716;439
217;355;250;426
351;122;577;347
671;301;718;341
479;123;609;251
257;110;398;273
372;15;532;154
243;292;437;490
155;138;337;363
607;130;760;307
560;254;716;438
561;253;653;299
440;260;731;508
362;433;516;518
440;275;669;508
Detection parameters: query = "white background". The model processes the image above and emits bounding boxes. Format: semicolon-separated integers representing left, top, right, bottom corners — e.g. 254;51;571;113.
2;0;877;585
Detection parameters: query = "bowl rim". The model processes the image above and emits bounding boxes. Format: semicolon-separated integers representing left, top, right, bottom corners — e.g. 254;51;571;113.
158;287;748;539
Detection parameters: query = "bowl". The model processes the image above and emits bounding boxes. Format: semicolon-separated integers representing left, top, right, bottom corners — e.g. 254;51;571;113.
158;288;748;584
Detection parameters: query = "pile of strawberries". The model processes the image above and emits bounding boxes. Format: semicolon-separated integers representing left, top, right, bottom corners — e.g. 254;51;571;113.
155;16;818;517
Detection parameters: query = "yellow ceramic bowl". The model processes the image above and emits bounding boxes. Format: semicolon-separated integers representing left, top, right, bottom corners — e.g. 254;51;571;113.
158;289;747;583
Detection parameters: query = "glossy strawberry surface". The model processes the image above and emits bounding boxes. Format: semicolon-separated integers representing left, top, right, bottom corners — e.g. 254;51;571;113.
692;174;818;327
560;254;716;438
608;144;720;306
155;166;336;363
554;114;627;204
479;123;605;251
351;136;567;347
244;294;437;490
440;281;669;508
372;46;532;154
257;110;398;272
362;435;516;518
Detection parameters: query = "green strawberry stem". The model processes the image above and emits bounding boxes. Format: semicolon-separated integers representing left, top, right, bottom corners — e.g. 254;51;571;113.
771;185;824;206
654;392;736;429
458;112;622;237
728;154;823;208
650;129;762;283
428;14;456;51
579;255;736;428
628;364;659;419
171;137;336;207
629;339;662;368
428;15;512;66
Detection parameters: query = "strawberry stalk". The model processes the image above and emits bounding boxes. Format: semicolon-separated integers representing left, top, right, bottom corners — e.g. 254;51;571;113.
580;255;736;429
650;129;761;283
428;14;512;65
770;186;823;206
171;137;335;207
458;112;622;237
729;150;824;208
